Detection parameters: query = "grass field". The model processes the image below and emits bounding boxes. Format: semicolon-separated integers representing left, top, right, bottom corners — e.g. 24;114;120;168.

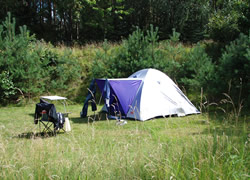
0;103;249;179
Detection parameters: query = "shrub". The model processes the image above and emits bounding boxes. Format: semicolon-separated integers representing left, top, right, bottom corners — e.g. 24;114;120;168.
157;39;216;101
92;25;161;78
0;13;81;103
207;10;240;43
0;13;42;100
180;44;216;94
0;71;16;104
217;33;250;106
37;43;81;91
156;35;186;80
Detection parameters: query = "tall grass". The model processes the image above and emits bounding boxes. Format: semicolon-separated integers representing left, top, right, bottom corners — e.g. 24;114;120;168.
0;103;249;179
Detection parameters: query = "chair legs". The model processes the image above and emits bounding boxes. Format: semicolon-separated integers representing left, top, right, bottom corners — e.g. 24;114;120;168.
39;120;55;135
38;120;66;136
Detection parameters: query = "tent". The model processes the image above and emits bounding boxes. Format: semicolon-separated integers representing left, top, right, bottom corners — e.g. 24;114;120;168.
81;68;200;121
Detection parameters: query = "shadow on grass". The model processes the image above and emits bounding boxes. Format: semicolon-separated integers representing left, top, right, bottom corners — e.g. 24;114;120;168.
70;117;89;124
70;112;183;124
16;131;65;139
28;113;35;118
70;113;111;124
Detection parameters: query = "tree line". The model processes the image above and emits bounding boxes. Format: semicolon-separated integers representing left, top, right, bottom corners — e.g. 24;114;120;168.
0;0;249;44
0;0;249;108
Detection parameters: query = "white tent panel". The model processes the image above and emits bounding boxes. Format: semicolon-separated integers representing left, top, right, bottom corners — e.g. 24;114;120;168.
127;68;199;121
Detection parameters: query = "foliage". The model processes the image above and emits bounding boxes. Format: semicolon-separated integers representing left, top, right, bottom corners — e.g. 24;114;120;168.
156;30;186;80
92;25;161;78
180;44;216;94
237;0;250;35
206;0;250;43
169;28;181;43
0;13;81;103
0;12;40;99
179;0;210;42
207;9;240;43
37;44;81;91
83;0;132;40
1;0;245;43
0;71;16;102
217;32;250;106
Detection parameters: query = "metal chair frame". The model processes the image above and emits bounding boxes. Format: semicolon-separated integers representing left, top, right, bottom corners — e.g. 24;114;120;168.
38;110;56;134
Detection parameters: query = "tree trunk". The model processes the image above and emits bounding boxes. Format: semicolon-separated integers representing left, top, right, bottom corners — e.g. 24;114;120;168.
48;0;52;25
53;1;56;24
39;0;42;24
69;9;73;41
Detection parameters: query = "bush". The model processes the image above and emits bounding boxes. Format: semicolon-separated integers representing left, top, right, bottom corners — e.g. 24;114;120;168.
0;13;81;103
180;44;216;94
156;36;186;80
0;71;16;104
92;25;161;78
207;10;240;43
36;43;81;91
217;33;250;106
156;39;216;101
0;13;42;100
206;0;250;43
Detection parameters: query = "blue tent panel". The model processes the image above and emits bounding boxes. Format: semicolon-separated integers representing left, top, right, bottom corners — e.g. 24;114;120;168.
95;79;142;115
95;79;106;94
109;80;141;114
96;79;121;114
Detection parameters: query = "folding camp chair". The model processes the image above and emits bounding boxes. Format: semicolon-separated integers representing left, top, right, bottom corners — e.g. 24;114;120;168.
39;109;55;134
34;99;66;135
34;100;56;135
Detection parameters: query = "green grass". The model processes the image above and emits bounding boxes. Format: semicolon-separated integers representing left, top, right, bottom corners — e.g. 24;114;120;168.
0;104;249;179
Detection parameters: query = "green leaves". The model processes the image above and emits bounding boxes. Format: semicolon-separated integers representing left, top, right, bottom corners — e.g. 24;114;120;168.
207;10;240;42
92;25;160;78
178;43;215;95
0;71;16;101
0;13;81;103
206;0;249;43
217;33;250;104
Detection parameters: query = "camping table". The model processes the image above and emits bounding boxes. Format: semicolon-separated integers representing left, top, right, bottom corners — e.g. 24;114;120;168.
40;95;68;112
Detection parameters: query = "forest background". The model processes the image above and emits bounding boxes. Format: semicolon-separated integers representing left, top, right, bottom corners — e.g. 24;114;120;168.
0;0;249;111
